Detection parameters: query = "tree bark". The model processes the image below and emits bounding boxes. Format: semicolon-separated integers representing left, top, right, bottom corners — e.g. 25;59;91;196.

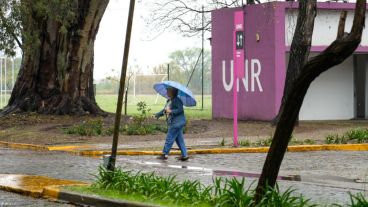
1;0;109;116
254;0;366;203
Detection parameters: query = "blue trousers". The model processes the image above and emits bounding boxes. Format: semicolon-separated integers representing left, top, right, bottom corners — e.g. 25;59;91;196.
162;125;188;157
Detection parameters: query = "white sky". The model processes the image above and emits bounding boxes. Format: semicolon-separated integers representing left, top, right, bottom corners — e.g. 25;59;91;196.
94;0;211;80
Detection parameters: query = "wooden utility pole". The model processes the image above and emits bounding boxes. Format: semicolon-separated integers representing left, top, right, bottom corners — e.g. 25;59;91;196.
107;0;136;171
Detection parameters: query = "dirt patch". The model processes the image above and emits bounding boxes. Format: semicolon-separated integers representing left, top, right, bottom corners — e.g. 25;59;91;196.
0;112;368;146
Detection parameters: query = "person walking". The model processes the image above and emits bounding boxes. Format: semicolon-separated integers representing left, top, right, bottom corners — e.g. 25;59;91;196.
155;87;189;161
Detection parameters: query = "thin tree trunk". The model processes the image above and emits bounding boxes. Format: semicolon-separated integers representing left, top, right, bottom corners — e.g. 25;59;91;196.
254;0;366;203
1;0;109;116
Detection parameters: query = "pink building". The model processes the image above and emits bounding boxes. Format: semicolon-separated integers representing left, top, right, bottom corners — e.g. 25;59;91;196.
211;2;368;121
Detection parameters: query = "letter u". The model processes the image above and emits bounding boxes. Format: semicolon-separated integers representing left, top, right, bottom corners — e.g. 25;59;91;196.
222;60;233;92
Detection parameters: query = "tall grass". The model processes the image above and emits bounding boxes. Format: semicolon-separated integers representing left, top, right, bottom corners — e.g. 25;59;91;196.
91;166;317;207
325;128;368;144
333;193;368;207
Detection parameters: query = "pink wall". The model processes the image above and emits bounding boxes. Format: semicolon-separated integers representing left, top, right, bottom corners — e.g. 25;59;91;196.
212;2;368;121
212;3;282;120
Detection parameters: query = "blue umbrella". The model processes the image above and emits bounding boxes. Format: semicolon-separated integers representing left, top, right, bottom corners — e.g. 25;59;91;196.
153;81;197;107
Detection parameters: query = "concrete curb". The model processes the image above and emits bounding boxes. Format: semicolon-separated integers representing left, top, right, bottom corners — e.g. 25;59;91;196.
0;141;92;152
55;189;159;207
78;144;368;156
0;174;155;207
1;140;367;156
0;141;49;151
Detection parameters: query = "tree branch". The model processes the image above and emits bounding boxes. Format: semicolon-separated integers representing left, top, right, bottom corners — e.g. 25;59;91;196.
337;10;347;39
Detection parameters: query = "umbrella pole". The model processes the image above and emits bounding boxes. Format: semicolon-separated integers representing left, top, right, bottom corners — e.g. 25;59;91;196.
107;0;136;171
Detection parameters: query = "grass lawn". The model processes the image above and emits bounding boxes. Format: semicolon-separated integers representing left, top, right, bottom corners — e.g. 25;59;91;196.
0;94;10;109
96;94;212;120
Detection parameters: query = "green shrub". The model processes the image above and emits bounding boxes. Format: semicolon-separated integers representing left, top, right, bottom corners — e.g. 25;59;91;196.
258;185;315;207
64;119;104;136
348;193;368;207
289;138;305;145
94;167;212;206
239;139;251;147
325;134;348;144
213;177;253;207
325;128;368;144
93;167;316;207
219;138;226;146
254;137;273;147
304;139;316;145
333;193;368;207
344;128;368;143
132;101;151;128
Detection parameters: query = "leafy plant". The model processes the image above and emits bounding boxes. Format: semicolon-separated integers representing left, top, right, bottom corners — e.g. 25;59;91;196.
303;139;316;145
258;185;315;207
347;193;368;207
254;137;273;147
333;193;368;207
132;101;151;128
289;138;305;145
239;139;251;147
213;177;253;207
63;119;104;136
93;167;317;207
344;128;368;143
325;134;348;144
94;167;212;206
324;128;368;144
219;138;226;146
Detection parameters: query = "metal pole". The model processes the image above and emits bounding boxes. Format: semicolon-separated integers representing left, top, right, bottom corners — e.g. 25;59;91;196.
167;64;170;81
107;0;136;171
201;5;204;110
0;58;2;107
4;58;6;104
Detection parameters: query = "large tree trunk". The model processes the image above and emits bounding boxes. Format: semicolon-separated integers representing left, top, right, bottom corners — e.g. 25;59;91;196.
254;0;366;203
0;0;109;116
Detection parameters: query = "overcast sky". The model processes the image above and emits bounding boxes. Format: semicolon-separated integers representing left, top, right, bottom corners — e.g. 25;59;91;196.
94;0;211;80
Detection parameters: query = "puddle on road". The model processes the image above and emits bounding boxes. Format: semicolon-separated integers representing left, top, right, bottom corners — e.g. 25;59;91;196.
98;156;364;185
121;159;299;181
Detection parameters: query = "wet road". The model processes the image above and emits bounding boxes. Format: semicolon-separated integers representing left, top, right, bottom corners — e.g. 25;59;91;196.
0;147;367;205
0;190;72;206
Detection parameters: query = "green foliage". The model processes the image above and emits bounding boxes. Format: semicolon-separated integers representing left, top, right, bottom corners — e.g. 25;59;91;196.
124;123;166;136
63;119;105;136
94;167;212;206
64;102;167;136
333;193;368;207
219;138;226;146
221;137;316;148
239;139;251;147
132;101;151;127
325;128;368;144
166;47;211;94
213;177;253;207
254;137;273;147
344;128;368;143
348;193;368;207
122;101;167;135
325;134;347;144
303;139;316;145
0;0;78;56
289;138;306;146
93;167;317;207
258;185;315;207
